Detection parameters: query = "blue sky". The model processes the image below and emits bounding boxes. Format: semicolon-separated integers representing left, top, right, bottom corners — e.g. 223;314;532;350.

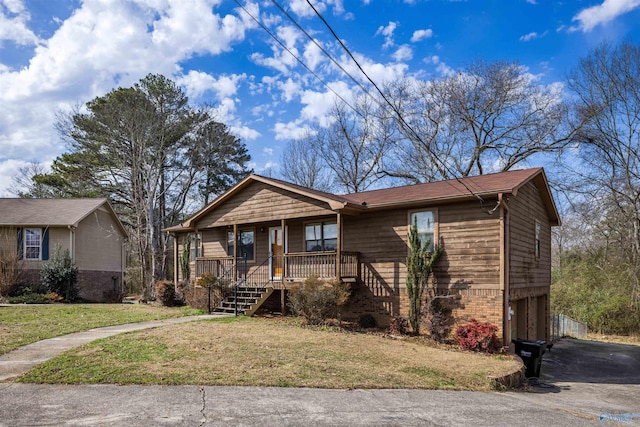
1;0;639;195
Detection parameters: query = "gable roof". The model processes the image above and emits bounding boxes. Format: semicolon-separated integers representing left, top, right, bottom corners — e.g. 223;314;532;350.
0;198;128;236
167;167;560;232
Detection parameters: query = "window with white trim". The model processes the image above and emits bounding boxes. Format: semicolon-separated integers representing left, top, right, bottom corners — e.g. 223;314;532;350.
25;228;42;260
410;210;435;252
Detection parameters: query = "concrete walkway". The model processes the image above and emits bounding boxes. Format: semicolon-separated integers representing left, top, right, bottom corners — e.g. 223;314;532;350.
0;314;229;381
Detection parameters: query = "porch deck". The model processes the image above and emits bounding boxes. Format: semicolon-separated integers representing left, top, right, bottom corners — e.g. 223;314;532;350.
195;251;359;288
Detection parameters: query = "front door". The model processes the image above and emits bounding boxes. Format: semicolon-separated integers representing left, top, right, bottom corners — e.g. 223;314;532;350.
270;227;284;279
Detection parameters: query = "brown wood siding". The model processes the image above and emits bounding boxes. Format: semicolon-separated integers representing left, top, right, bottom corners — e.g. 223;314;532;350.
201;228;229;258
194;182;336;228
508;181;552;290
343;201;501;292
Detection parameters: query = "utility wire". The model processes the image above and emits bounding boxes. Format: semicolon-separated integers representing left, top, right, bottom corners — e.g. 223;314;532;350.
304;0;498;213
233;0;359;116
270;0;376;102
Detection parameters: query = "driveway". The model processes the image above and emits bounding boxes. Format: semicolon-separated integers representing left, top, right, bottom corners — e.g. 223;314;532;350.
1;335;639;425
507;338;640;425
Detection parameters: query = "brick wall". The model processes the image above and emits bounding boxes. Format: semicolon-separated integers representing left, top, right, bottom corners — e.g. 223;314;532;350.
340;281;505;343
77;270;123;302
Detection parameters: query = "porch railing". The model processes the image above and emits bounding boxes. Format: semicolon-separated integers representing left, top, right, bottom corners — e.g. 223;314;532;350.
195;256;233;278
195;251;359;282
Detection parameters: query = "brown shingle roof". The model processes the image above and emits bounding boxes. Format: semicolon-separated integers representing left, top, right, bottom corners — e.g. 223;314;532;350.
0;198;110;227
340;168;543;207
166;167;560;232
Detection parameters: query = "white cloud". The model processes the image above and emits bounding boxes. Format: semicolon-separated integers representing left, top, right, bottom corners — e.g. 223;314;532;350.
273;120;311;140
375;21;397;49
263;147;274;156
289;0;345;17
393;45;413;62
410;29;433;42
263;160;278;170
303;40;325;71
572;0;640;32
0;0;40;46
290;0;326;17
341;51;408;86
0;0;255;191
278;78;301;102
231;125;261;140
250;25;301;74
423;55;440;64
179;71;245;101
519;31;547;41
436;61;455;77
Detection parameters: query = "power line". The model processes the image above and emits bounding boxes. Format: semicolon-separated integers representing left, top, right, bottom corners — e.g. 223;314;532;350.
303;0;497;213
270;0;376;101
233;0;359;116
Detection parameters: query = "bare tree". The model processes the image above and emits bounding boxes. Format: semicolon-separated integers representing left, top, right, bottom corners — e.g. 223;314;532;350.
384;60;577;182
313;97;395;193
8;162;52;198
568;41;640;269
0;228;23;296
279;131;333;191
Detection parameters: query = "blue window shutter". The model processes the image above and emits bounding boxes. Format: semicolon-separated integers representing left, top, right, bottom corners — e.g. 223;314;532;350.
17;228;23;260
42;228;49;260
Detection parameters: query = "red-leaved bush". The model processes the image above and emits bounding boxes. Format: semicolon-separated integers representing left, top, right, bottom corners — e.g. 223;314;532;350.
455;318;500;353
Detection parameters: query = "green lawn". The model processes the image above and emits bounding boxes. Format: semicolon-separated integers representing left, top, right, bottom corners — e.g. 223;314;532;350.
18;317;521;391
0;304;203;355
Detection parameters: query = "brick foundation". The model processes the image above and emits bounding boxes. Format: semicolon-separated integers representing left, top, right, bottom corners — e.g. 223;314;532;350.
340;281;506;343
17;268;122;302
77;270;123;302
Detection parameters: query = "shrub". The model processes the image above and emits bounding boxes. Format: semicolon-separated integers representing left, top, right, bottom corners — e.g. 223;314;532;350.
8;293;50;304
40;247;78;302
288;276;351;325
155;280;180;307
179;274;231;310
358;314;377;328
0;229;24;297
455;319;500;353
388;316;409;335
428;298;454;343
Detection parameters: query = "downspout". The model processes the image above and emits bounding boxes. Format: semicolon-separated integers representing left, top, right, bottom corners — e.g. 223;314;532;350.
67;225;76;262
498;193;511;347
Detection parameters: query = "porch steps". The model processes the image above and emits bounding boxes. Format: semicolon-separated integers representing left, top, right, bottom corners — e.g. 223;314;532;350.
213;286;274;316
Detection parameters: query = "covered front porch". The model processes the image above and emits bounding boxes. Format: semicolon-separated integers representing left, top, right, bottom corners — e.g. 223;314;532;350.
195;251;360;289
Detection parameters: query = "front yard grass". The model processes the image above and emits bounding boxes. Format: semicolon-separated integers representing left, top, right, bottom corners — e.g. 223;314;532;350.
18;317;520;391
0;304;202;355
